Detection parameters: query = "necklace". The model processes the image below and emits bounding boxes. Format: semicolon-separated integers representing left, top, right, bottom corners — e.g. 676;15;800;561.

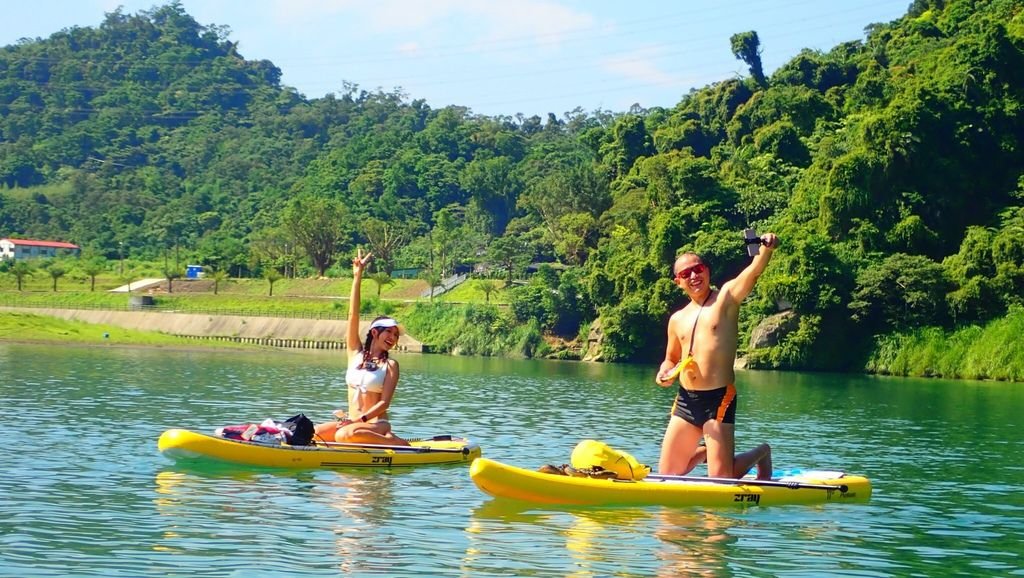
686;290;715;358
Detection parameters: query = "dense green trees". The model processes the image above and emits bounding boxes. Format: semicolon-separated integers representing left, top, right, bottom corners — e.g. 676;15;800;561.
2;0;1023;373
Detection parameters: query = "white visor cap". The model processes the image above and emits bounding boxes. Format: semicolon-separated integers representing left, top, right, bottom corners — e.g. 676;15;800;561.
369;318;399;331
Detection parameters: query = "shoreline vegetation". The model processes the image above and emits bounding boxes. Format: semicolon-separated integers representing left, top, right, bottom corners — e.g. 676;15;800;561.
2;274;1021;382
3;2;1023;386
864;306;1024;383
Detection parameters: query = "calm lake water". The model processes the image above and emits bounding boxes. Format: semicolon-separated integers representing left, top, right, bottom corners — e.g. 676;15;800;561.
1;342;1022;577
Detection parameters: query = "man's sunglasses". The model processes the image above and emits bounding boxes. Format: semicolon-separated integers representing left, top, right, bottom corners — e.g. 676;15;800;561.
674;263;706;281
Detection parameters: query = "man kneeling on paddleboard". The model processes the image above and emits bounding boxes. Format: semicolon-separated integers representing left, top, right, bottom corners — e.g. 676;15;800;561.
655;233;778;479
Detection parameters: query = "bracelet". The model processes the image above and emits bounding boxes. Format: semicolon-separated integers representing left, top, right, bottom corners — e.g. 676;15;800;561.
360;415;368;422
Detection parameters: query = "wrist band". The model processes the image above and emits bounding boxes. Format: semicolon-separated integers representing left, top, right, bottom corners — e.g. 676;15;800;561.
360;415;368;422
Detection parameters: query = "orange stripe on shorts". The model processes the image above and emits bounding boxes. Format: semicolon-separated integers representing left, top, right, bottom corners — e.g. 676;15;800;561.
716;383;736;421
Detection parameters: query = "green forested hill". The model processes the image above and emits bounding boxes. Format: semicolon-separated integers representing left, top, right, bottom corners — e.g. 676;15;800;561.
2;0;1023;376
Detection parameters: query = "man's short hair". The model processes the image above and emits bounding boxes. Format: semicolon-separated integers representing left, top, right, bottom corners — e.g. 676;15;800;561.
673;252;708;275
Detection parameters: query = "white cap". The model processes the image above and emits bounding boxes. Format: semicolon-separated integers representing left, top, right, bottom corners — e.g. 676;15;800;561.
369;318;398;331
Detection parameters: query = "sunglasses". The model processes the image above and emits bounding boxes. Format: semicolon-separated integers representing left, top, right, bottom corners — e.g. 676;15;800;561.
674;263;706;281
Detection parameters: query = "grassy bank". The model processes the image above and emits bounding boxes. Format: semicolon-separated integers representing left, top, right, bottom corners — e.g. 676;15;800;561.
0;311;259;350
0;276;534;356
865;306;1024;381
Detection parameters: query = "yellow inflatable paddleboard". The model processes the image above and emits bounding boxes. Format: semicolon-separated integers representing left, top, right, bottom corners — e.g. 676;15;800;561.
470;457;870;507
158;428;481;469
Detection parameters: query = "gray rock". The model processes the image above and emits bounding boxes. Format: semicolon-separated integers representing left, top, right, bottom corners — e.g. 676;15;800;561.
749;310;799;349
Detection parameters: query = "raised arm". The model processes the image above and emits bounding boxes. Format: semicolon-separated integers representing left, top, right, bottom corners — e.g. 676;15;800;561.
347;248;373;353
722;233;779;303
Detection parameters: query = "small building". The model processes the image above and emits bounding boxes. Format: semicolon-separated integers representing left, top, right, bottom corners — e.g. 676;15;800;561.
0;238;81;261
185;264;204;279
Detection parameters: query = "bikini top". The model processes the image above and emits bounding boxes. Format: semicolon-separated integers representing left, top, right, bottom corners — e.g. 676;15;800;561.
346;351;387;394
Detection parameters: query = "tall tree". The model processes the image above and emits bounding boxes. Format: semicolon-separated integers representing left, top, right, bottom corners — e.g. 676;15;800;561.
730;31;767;88
362;218;408;275
487;234;532;286
283;195;352;277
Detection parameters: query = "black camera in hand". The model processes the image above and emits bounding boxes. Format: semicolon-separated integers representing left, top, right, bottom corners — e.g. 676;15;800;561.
744;228;765;257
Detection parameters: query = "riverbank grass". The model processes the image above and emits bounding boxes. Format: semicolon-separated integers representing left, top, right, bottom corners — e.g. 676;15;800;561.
866;306;1024;381
0;311;255;349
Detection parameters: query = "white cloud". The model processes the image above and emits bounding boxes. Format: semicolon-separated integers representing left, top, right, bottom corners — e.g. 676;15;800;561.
464;1;596;49
396;41;420;55
267;0;595;53
601;46;686;87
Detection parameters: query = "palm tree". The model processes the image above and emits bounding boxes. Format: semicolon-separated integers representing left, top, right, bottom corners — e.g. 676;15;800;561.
163;268;182;293
422;270;442;303
48;265;66;292
475;278;498;303
367;272;395;297
80;258;105;292
209;269;229;295
10;261;33;291
264;269;282;296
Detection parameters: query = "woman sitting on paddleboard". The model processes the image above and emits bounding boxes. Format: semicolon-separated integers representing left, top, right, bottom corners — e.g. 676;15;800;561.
314;248;410;446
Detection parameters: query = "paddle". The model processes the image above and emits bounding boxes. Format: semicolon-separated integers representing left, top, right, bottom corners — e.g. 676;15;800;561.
646;473;849;493
314;435;471;454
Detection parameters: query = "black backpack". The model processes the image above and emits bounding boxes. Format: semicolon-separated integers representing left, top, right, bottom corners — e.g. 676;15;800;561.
281;414;315;446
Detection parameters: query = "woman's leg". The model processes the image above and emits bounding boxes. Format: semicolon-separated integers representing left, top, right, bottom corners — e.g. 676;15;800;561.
313;421;342;443
336;422;410;446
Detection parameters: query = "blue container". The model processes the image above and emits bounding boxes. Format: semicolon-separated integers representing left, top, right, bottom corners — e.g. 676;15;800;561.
185;265;204;279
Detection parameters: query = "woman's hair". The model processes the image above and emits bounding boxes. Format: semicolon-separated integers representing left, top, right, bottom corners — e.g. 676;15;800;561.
359;315;396;367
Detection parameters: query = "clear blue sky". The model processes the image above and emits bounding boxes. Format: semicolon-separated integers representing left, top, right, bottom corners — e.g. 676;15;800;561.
0;0;908;117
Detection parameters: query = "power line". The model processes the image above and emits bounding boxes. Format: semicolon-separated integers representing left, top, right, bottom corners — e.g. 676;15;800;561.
0;0;905;116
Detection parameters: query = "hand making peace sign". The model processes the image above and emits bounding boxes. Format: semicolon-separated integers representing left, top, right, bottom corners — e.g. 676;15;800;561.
353;247;373;276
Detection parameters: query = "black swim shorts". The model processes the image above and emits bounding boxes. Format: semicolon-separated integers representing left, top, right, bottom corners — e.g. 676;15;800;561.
671;384;737;426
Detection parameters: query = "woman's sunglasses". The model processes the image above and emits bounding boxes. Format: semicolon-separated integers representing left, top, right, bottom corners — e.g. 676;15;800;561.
674;263;706;281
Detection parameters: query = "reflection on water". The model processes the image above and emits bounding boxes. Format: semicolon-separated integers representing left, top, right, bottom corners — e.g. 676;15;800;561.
2;343;1023;577
319;471;402;575
151;464;413;575
652;510;738;578
465;500;741;577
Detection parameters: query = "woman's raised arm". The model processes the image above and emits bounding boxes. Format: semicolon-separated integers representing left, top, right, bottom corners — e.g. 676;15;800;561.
347;248;372;353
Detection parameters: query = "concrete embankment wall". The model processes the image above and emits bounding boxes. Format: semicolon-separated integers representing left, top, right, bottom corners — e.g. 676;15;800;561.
1;307;424;352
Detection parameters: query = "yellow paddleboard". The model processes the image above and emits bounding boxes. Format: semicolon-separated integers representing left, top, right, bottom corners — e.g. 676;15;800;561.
470;457;870;507
158;428;481;468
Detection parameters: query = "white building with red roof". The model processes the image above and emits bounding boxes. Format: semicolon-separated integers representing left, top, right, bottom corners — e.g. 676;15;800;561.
0;238;81;261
